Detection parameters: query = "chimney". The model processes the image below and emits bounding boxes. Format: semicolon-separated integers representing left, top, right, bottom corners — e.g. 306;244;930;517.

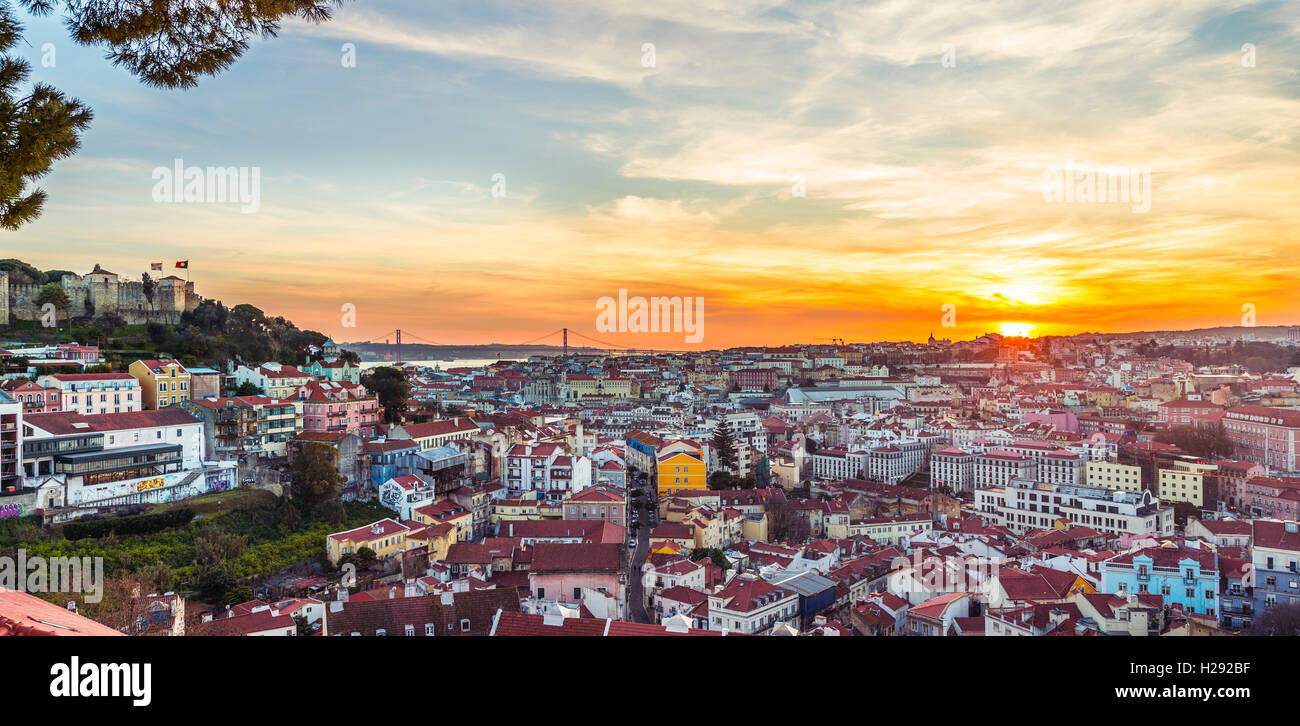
542;611;565;627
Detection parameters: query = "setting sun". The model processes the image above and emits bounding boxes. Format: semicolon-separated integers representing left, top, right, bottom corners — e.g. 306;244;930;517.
999;322;1036;338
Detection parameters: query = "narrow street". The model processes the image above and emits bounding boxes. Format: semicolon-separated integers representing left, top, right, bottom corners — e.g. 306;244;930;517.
626;471;655;623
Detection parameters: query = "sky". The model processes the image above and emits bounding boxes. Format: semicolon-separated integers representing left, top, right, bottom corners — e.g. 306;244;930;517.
6;0;1299;350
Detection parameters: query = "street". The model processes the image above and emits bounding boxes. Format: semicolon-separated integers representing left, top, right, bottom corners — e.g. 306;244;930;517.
626;471;655;623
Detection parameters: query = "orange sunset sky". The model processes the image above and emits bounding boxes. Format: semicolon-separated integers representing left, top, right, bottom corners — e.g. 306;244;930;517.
8;1;1299;349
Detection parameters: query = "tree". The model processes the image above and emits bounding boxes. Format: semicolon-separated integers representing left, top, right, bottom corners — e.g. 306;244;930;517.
690;547;731;572
35;282;69;312
1171;501;1200;528
765;495;811;544
235;381;265;396
708;470;755;490
141;272;156;304
1;0;347;229
1252;603;1300;636
711;419;738;473
1155;422;1234;460
363;366;410;424
194;528;246;600
288;442;344;512
292;613;312;636
222;585;254;607
0;6;93;229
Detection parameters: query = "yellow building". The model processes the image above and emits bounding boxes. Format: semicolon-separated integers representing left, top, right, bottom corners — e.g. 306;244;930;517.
742;513;769;543
129;358;192;409
560;372;641;401
412;501;474;542
1085;459;1143;493
1157;461;1217;507
657;449;706;497
492;496;544;526
407;522;456;562
326;518;413;566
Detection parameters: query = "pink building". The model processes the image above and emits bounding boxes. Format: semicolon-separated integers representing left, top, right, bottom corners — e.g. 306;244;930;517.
1157;399;1225;427
527;543;625;614
37;372;141;415
52;343;100;363
1239;476;1300;520
296;381;380;438
1223;406;1300;474
0;380;61;413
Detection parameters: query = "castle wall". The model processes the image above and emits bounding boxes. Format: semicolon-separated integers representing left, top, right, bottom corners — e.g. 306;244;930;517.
2;270;202;327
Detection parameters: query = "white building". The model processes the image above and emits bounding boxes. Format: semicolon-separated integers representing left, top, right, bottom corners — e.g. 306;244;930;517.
974;450;1037;490
931;447;974;492
21;409;234;512
975;477;1174;537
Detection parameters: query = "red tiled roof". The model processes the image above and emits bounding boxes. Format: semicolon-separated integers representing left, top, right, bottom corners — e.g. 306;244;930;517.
0;588;124;636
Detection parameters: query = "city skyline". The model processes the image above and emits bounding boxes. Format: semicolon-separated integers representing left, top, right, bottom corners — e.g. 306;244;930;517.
6;0;1299;348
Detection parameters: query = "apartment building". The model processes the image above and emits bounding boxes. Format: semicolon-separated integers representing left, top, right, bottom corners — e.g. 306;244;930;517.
129;359;191;409
976;477;1174;537
38;373;141;415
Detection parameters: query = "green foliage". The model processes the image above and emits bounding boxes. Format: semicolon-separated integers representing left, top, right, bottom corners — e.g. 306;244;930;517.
0;5;93;230
362;366;410;423
35;282;70;310
136;298;329;369
1155;422;1235;459
711;418;738;472
235;381;265;396
63;507;195;540
222;585;254;607
689;547;731;572
9;498;390;600
708;470;755;490
0;258;47;284
288;442;344;513
1135;339;1300;373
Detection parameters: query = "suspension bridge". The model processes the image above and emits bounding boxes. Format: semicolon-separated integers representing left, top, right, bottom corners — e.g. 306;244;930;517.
344;327;692;364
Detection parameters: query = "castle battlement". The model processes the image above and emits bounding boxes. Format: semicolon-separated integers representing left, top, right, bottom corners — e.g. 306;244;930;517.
1;263;202;326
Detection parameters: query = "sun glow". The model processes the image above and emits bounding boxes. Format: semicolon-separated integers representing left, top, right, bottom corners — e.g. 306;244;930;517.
999;322;1036;338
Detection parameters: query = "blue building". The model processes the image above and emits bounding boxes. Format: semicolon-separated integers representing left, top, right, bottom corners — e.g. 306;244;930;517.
363;439;420;489
1100;547;1219;617
1251;520;1300;621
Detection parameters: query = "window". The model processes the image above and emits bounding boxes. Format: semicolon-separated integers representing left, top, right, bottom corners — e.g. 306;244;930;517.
460;618;471;632
425;623;435;635
574;588;582;600
536;587;545;599
405;624;415;636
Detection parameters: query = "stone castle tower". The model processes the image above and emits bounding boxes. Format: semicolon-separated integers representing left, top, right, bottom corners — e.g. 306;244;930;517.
1;263;202;326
